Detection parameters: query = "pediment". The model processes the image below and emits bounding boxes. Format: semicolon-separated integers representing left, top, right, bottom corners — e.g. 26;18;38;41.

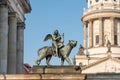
82;57;120;73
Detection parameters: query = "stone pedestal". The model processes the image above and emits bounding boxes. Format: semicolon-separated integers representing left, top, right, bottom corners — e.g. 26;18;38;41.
30;66;81;74
30;66;85;80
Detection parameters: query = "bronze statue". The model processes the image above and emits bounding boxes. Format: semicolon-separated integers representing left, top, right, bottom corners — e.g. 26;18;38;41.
35;40;77;66
52;29;64;57
35;46;55;66
44;29;64;58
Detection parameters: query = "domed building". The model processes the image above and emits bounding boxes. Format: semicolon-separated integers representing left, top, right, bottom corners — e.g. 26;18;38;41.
74;0;120;73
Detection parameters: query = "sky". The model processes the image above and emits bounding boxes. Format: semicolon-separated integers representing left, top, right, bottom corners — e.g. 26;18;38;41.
24;0;87;66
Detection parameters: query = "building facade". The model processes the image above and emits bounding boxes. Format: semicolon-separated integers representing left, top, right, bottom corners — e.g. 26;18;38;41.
0;0;31;74
74;0;120;73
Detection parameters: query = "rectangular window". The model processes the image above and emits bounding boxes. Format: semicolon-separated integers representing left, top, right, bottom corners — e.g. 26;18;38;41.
114;35;117;45
96;35;99;45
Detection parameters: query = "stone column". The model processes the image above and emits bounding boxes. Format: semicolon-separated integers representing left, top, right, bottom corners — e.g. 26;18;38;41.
118;20;120;46
16;22;25;74
111;17;114;45
8;12;17;74
88;20;93;48
0;0;8;73
83;22;87;48
99;18;103;46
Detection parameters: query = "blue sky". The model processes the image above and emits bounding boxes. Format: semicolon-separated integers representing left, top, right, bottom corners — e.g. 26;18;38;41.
24;0;87;66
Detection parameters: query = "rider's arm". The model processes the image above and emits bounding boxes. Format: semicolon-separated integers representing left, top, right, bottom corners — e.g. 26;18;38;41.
60;33;64;43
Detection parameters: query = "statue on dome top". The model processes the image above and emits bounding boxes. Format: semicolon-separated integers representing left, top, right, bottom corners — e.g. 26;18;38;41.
107;40;111;52
77;44;84;55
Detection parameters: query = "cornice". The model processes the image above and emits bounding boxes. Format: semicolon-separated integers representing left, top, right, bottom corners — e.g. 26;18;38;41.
81;9;120;21
0;0;7;5
17;0;31;13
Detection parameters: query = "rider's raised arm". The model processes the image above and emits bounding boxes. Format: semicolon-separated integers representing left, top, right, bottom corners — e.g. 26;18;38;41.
60;33;64;43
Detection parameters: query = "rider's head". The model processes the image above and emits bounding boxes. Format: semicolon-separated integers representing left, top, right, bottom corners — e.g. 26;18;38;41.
53;29;59;35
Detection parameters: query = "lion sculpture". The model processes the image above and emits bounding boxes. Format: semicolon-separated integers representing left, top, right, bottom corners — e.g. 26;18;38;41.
35;40;77;66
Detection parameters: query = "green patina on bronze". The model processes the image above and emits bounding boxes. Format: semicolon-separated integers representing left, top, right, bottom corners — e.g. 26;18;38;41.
35;29;77;66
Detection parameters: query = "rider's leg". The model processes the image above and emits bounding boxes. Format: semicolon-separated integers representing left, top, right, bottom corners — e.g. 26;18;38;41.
54;43;58;57
61;57;64;66
57;48;62;58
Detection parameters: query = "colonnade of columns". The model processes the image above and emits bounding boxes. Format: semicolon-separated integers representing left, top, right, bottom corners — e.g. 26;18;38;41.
83;17;115;49
0;0;24;74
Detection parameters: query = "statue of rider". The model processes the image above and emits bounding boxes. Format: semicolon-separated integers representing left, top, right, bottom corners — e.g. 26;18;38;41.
52;29;64;57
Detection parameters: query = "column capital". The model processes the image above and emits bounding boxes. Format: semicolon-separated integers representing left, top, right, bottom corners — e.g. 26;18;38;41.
83;21;87;25
0;0;7;6
9;12;17;18
83;22;87;26
88;19;93;22
17;22;25;29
